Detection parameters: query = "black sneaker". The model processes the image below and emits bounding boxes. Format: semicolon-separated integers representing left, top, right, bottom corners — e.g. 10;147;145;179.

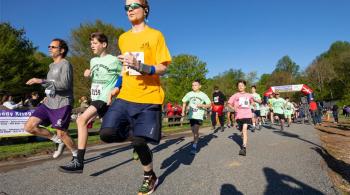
138;174;159;194
239;147;246;156
58;157;84;173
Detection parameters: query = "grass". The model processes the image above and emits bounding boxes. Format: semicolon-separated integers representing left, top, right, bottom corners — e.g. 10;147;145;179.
0;119;211;161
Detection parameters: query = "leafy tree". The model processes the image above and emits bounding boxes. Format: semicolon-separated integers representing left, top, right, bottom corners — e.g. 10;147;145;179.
164;54;208;103
204;69;245;98
274;55;300;76
0;23;47;97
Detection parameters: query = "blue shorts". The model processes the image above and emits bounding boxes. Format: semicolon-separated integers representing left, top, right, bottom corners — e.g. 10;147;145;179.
101;99;162;143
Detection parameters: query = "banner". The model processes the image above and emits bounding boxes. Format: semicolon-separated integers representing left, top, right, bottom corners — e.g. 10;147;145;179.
0;109;34;138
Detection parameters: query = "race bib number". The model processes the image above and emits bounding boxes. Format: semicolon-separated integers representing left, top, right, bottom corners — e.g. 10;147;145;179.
238;97;250;108
91;83;102;100
126;52;144;76
214;96;219;103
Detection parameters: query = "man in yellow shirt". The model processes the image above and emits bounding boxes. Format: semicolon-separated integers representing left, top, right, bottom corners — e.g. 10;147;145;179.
99;0;171;194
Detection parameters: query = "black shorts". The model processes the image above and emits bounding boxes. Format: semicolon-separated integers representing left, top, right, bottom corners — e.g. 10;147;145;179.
190;119;203;126
236;118;252;131
274;113;285;120
91;100;109;118
254;110;261;117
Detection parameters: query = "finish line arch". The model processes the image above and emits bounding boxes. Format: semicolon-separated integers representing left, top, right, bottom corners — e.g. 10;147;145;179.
263;84;314;102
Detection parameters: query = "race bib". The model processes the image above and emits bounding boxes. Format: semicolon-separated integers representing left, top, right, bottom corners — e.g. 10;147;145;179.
126;52;144;76
214;96;219;103
91;83;102;100
238;97;250;108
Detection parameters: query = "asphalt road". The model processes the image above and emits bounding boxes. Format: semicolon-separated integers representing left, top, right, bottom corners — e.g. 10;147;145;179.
0;123;337;195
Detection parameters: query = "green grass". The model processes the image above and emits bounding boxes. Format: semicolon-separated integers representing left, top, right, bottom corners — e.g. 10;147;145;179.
0;119;211;161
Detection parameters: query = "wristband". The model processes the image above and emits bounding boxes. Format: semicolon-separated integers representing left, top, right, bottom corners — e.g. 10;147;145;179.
115;76;122;88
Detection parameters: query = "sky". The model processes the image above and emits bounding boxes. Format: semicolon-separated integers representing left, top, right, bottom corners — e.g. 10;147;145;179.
1;0;349;78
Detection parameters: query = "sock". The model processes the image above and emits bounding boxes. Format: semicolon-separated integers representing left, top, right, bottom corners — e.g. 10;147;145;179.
71;149;78;157
144;170;155;177
50;134;61;143
77;149;86;163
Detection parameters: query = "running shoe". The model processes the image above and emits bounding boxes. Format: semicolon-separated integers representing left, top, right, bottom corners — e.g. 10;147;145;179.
220;126;225;132
58;157;84;173
53;141;65;159
239;147;246;156
133;149;139;161
138;174;159;195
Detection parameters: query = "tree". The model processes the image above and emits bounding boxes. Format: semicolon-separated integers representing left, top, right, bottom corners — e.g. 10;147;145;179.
205;69;245;97
304;41;350;102
274;55;300;76
164;54;208;103
68;20;125;103
0;23;47;97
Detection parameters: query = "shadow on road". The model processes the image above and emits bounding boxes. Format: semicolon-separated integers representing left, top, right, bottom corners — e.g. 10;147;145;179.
220;184;243;195
88;137;186;176
312;147;350;183
228;133;242;148
84;145;133;164
158;132;218;186
263;167;323;194
272;130;322;148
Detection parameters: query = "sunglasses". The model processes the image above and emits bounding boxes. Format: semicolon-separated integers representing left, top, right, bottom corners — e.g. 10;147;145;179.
48;45;60;49
124;3;144;11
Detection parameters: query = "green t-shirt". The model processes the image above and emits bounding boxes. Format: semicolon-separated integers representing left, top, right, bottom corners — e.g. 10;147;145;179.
284;102;294;115
271;98;286;114
260;105;269;116
182;91;211;120
90;54;122;102
251;93;261;110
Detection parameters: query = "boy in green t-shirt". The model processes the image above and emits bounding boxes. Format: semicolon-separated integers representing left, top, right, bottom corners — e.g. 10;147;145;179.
284;97;294;127
182;80;211;155
59;32;122;173
271;91;286;131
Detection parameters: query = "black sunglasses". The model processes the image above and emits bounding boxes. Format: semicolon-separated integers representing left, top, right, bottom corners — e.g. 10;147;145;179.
124;3;144;11
48;45;60;49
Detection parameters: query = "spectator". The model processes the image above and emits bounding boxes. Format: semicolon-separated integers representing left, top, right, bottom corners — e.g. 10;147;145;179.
24;91;41;108
345;105;350;118
315;101;323;125
2;95;22;109
79;96;89;109
309;101;318;125
332;104;339;123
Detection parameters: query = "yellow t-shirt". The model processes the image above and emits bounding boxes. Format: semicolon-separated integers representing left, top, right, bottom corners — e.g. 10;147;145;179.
118;26;172;104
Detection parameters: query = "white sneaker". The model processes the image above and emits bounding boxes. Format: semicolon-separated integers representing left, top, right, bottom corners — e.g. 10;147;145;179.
53;142;65;159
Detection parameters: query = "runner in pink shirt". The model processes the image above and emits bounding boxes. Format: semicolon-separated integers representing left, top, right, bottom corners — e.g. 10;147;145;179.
228;80;254;156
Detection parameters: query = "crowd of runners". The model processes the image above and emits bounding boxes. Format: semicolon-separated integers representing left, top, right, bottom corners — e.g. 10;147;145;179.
18;0;326;194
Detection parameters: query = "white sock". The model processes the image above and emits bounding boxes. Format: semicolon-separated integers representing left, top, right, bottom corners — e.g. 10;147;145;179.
50;134;61;144
72;149;78;157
